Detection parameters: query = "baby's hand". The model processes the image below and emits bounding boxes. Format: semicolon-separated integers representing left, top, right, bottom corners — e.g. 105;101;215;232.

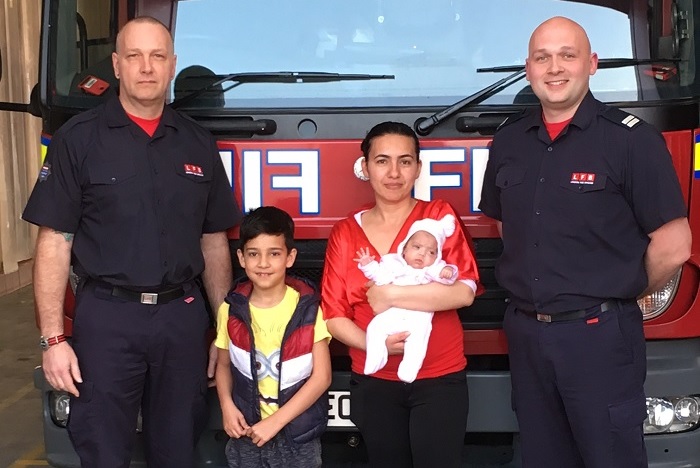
354;247;375;266
440;266;453;279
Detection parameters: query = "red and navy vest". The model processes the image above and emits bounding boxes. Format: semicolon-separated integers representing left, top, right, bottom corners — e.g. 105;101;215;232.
224;276;328;444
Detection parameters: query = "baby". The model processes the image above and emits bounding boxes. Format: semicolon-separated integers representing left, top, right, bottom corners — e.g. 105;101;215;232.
355;214;458;383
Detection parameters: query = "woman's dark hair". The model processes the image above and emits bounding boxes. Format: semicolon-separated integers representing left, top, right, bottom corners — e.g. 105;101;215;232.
360;121;420;161
239;206;295;251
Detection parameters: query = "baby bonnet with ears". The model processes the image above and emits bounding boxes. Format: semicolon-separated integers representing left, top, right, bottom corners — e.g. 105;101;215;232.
396;214;456;263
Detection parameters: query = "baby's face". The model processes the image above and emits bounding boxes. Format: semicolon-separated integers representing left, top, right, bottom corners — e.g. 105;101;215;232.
402;231;438;269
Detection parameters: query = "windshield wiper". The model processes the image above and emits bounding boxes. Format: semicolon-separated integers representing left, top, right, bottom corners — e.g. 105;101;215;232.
415;69;526;135
170;71;395;109
416;58;679;135
477;58;674;74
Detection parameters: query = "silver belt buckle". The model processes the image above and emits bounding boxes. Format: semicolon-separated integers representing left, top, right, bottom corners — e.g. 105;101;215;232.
140;292;158;305
536;313;552;323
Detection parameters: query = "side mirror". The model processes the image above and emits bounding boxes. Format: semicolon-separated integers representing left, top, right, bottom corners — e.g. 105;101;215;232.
0;49;42;116
28;83;43;117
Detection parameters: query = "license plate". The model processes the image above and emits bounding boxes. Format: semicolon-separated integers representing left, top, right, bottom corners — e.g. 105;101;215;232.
327;390;354;427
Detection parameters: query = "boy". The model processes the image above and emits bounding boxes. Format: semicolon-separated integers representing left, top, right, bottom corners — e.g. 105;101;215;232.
355;214;462;383
215;206;332;468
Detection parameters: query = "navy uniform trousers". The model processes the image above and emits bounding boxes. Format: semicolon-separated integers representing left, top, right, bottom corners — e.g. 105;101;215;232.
67;280;210;468
504;300;648;468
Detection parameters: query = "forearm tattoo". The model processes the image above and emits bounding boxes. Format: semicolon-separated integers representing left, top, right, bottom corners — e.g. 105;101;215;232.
53;230;74;242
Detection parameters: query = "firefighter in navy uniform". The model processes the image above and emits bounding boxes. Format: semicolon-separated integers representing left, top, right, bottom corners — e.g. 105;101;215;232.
479;17;691;468
22;17;240;468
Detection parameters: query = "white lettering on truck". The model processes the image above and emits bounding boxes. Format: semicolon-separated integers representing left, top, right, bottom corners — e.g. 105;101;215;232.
220;147;489;213
414;147;466;201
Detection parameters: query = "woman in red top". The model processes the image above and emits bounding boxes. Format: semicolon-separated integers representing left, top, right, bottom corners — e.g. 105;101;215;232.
321;121;480;468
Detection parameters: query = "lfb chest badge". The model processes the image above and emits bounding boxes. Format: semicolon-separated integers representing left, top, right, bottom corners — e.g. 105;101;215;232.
38;163;51;182
570;172;596;185
184;164;204;177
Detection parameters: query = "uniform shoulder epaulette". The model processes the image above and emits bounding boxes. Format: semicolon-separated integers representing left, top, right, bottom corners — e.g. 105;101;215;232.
496;109;527;130
59;105;101;133
601;107;643;130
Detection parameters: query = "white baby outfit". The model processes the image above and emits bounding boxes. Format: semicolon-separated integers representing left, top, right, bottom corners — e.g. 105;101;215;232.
359;214;458;383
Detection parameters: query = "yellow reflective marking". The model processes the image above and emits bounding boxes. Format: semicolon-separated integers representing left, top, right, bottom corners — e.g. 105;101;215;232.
0;382;34;413
8;444;47;467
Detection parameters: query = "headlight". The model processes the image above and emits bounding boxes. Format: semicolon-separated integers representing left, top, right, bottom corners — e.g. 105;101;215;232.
48;391;144;432
638;269;681;320
49;391;70;427
645;396;700;434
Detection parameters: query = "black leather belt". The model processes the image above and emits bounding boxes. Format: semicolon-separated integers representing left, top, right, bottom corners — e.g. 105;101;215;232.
520;300;615;323
109;284;185;305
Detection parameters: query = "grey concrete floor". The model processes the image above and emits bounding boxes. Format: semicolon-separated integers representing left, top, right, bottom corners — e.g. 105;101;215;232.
0;285;47;467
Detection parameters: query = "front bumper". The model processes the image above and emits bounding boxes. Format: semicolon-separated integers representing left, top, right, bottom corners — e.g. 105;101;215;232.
35;338;700;467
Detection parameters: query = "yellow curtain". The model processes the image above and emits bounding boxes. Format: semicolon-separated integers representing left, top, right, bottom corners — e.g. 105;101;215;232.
0;0;41;274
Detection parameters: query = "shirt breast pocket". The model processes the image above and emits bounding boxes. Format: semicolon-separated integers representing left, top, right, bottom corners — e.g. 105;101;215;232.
173;161;213;217
496;167;527;194
83;160;143;222
88;161;137;185
495;167;527;190
494;167;528;217
87;161;139;214
555;173;610;228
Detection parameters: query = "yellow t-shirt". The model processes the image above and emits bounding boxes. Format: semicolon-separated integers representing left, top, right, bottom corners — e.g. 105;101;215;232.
215;285;331;419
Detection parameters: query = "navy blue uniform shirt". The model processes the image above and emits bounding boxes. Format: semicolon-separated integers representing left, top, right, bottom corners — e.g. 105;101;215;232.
23;96;241;288
479;92;686;313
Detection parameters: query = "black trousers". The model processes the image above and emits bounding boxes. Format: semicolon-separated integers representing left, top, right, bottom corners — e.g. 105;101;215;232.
505;300;648;468
66;280;209;468
350;369;468;468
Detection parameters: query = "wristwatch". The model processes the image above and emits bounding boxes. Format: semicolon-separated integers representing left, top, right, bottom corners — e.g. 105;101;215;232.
39;334;66;351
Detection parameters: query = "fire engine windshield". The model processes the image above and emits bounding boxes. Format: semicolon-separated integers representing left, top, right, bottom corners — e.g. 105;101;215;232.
48;0;699;110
